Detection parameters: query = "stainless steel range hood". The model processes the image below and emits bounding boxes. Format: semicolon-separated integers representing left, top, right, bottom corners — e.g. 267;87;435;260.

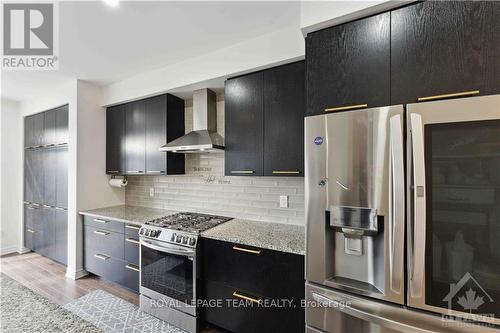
160;89;224;153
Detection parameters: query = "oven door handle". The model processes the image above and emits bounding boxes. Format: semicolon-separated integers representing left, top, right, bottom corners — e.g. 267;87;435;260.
140;239;195;257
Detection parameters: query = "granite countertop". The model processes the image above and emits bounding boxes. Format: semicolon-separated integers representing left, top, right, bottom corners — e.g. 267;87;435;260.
201;219;305;256
80;205;305;255
79;205;175;225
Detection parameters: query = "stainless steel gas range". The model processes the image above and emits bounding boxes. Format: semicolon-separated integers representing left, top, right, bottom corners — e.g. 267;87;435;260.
138;212;232;333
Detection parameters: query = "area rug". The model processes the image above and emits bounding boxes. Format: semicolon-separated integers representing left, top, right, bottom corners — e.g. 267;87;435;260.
0;273;102;333
64;289;186;333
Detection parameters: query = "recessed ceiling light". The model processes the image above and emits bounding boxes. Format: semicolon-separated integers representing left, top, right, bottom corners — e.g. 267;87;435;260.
103;0;119;7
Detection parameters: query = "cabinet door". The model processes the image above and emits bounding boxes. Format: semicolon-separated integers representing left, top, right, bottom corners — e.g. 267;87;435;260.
32;149;44;203
55;105;69;144
106;104;126;174
24;115;34;148
55;148;68;208
306;12;390;116
225;72;264;176
24;150;34;203
264;62;305;176
166;95;185;175
125;100;146;175
391;1;500;104
32;112;45;146
43;149;57;206
145;95;167;175
54;209;67;265
44;109;56;145
38;207;55;259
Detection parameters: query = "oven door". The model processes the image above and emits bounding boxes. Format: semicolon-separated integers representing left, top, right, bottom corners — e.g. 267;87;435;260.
407;94;500;326
140;238;196;316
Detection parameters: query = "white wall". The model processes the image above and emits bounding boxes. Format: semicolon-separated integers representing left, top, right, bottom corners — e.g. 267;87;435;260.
0;98;23;255
300;1;407;36
73;80;125;277
101;26;304;106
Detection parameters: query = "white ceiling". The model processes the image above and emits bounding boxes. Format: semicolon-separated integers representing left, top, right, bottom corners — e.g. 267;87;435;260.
2;1;301;102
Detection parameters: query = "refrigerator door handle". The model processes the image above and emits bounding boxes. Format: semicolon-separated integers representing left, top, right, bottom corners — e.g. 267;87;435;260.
389;115;405;294
409;113;426;299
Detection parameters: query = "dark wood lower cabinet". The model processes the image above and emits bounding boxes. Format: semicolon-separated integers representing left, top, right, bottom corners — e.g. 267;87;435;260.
82;215;140;293
201;238;305;333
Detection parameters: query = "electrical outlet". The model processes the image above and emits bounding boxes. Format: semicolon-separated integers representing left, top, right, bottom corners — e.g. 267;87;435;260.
279;195;288;208
149;187;155;198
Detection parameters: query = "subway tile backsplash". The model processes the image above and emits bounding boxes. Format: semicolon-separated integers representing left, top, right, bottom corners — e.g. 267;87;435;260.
125;97;305;225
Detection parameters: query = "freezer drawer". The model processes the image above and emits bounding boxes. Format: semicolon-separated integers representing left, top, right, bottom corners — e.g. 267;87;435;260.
305;283;498;333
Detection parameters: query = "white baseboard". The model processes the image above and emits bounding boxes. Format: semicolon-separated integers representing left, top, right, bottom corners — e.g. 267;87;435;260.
65;268;88;280
18;247;31;254
1;245;20;256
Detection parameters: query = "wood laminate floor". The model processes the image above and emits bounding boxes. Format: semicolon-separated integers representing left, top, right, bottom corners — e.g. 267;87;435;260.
0;252;222;333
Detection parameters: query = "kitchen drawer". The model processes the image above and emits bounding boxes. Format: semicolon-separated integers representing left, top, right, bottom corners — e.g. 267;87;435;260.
84;248;126;286
201;238;305;300
123;262;140;292
124;236;140;265
84;225;124;259
203;280;304;333
124;223;141;237
25;226;40;251
83;214;124;234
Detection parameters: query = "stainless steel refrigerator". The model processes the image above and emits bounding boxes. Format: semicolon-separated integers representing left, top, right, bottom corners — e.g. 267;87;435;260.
305;94;500;332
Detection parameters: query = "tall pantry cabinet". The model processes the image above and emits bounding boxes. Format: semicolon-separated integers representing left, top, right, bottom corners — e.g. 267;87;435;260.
24;105;68;265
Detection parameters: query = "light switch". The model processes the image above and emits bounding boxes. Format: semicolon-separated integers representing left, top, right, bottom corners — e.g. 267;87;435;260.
279;195;288;208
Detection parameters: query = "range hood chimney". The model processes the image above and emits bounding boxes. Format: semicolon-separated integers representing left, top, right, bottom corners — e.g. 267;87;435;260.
160;89;224;153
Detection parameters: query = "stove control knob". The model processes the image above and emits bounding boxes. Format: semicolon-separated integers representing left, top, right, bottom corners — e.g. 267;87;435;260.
171;233;176;241
176;235;182;242
151;230;157;237
145;229;151;236
182;237;188;245
189;238;196;246
139;229;144;235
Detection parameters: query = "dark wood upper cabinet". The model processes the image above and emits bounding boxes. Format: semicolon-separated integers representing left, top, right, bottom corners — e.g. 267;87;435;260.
391;1;500;104
125;100;146;175
264;61;305;176
106;104;126;174
225;71;264;176
43;109;56;145
145;95;167;174
165;95;185;175
55;105;69;144
306;12;390;116
106;94;185;176
144;94;185;175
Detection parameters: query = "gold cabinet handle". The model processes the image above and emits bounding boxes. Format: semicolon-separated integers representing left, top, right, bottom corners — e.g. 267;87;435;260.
126;237;139;245
125;264;140;272
93;230;109;236
233;291;262;304
26;228;35;233
94;254;110;261
125;224;141;230
272;170;300;175
93;218;108;224
230;170;255;174
325;104;368;113
232;246;261;255
417;90;479;102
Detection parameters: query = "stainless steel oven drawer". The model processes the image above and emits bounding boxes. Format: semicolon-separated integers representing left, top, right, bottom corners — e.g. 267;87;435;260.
84;225;124;259
84;214;124;233
84;248;125;285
